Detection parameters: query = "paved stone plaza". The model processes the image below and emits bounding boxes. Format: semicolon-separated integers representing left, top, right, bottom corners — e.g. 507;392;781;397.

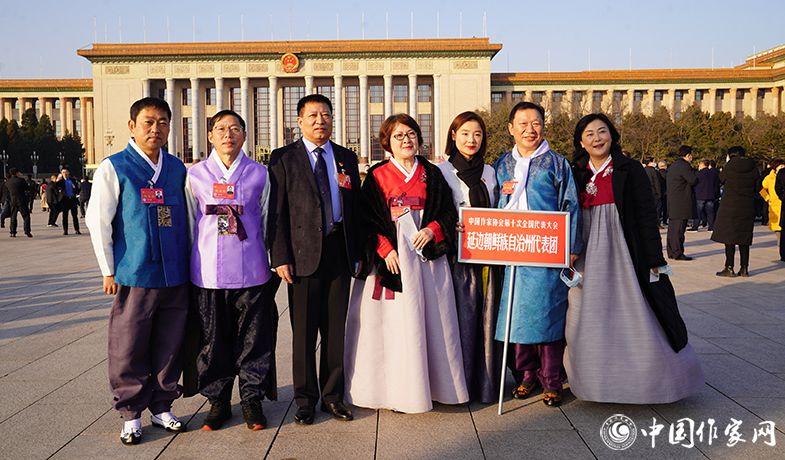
1;208;784;459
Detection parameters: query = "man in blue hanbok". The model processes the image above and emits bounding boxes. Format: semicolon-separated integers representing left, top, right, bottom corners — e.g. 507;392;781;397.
493;102;583;407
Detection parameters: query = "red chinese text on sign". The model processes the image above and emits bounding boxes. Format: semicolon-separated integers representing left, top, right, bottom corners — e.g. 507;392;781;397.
458;208;570;268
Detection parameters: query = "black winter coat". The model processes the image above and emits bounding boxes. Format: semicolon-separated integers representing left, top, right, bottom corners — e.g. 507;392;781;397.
667;157;697;220
358;156;457;292
711;156;760;246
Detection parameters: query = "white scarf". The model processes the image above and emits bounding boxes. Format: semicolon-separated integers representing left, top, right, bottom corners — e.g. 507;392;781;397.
504;139;550;211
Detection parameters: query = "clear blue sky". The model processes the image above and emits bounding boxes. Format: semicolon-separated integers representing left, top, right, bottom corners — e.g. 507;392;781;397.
1;0;782;79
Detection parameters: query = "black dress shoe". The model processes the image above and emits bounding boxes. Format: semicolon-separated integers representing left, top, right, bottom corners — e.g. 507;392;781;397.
737;266;750;277
674;255;693;261
320;402;353;421
25;233;32;238
716;266;736;277
63;231;68;235
75;230;82;235
294;405;315;425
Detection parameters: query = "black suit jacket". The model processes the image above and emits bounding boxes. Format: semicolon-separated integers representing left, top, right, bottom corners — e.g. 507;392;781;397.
4;176;30;206
45;180;61;203
56;177;80;200
267;138;361;277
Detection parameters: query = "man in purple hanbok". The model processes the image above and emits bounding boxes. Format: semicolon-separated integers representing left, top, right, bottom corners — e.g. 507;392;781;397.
185;110;276;431
493;102;583;407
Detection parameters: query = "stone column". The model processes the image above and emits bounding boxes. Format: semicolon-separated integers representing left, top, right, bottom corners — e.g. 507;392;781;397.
142;78;150;98
214;77;224;111
305;75;314;95
625;89;634;115
748;87;759;119
39;97;49;119
505;91;513;105
18;97;26;118
86;98;94;164
65;98;73;137
79;97;87;142
771;87;781;116
433;74;442;160
408;74;417;119
524;90;532;102
686;88;696;109
240;77;249;154
545;90;553;121
668;90;677;119
59;97;67;137
566;89;574;116
708;89;717;115
268;76;278;150
646;90;656;116
727;88;737;115
0;98;4;121
383;74;393;118
165;78;177;156
358;75;369;165
586;90;594;112
191;78;201;160
333;75;343;145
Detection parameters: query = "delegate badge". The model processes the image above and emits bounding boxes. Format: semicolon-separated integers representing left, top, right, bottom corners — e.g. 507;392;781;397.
500;181;518;195
390;206;410;222
338;173;352;189
141;188;165;204
213;183;235;199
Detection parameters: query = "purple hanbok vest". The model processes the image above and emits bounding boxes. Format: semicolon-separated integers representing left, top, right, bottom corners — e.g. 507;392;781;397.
189;153;271;289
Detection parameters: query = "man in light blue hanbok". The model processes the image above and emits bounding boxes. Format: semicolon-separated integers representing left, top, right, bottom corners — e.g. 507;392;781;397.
493;102;583;407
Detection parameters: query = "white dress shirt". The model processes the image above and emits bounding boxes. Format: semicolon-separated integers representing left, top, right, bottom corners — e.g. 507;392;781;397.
85;139;164;277
302;138;342;223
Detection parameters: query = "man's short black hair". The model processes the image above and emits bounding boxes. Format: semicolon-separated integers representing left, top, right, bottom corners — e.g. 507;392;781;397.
9;167;18;176
678;145;693;158
130;97;172;123
208;110;246;132
297;94;333;118
728;146;746;158
508;101;545;124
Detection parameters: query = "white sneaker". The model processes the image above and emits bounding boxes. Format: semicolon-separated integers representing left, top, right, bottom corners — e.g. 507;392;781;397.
151;412;187;433
120;420;142;445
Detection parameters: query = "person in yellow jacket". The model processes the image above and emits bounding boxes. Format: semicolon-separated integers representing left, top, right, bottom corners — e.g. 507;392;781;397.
760;159;784;242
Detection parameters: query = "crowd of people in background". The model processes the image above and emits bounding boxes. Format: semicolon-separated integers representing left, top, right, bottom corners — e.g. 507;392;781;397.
1;167;92;238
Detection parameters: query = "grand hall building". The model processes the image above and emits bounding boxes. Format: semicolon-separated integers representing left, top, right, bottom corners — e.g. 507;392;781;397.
1;38;784;171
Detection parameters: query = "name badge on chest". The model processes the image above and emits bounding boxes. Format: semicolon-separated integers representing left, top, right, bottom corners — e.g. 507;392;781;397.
338;173;352;189
501;181;518;195
213;183;235;199
141;188;164;204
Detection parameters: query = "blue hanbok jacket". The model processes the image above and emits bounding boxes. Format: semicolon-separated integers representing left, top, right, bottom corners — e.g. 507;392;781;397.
494;148;583;344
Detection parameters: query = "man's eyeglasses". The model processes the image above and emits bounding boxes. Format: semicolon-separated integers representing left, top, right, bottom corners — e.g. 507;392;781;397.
213;126;244;136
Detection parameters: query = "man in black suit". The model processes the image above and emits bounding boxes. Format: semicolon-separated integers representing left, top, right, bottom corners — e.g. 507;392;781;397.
25;174;36;213
267;94;362;425
46;174;62;227
56;168;81;235
643;157;663;228
3;168;32;238
667;146;698;260
78;177;92;218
